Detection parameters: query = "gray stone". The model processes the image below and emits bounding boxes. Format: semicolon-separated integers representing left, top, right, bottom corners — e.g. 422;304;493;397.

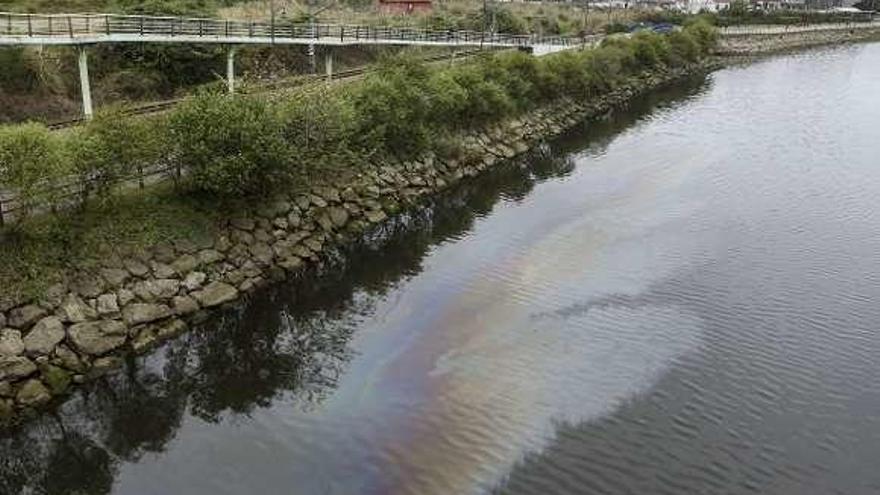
304;237;324;253
7;305;47;329
172;254;200;275
88;356;122;378
329;207;349;228
96;294;119;316
23;317;65;355
151;262;177;279
101;268;130;287
249;243;274;266
279;257;304;272
59;294;97;323
71;275;105;299
0;313;4;329
314;186;340;203
182;272;207;292
291;244;313;259
309;194;328;208
231;218;255;231
53;345;86;372
131;327;158;354
117;289;136;307
68;321;128;355
253;229;272;243
273;217;289;230
0;329;24;357
294;195;311;210
198;249;224;265
156;319;187;340
122;303;172;326
172;295;200;315
153;279;181;299
124;259;150;277
341;187;359;202
269;200;292;216
132;279;179;302
0;356;37;380
0;381;11;397
287;212;302;228
152;243;178;264
42;284;67;309
365;209;388;223
16;379;50;406
316;213;334;232
193;282;238;308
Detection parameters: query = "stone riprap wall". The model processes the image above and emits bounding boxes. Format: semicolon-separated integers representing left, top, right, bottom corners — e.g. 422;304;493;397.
718;27;880;55
0;63;710;424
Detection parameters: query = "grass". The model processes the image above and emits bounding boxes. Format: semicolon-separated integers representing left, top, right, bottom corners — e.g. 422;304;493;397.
0;182;220;301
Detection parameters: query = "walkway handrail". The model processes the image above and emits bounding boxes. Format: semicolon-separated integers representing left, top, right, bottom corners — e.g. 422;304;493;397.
0;11;579;47
719;21;880;36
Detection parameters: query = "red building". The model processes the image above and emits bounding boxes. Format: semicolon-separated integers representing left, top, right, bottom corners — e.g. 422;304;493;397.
377;0;433;15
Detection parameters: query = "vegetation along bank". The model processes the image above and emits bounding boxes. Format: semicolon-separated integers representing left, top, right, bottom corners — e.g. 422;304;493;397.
0;24;720;423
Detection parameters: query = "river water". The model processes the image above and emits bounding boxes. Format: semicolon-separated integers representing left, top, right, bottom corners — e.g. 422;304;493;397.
5;44;880;495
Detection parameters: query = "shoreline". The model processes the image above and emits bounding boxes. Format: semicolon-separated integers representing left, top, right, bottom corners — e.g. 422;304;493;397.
3;25;877;424
0;60;715;426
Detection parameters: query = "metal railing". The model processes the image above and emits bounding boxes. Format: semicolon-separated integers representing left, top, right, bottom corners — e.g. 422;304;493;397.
720;21;880;36
0;11;577;47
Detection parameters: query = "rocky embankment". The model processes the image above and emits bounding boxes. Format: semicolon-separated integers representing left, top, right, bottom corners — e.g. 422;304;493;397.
0;62;712;424
718;26;880;55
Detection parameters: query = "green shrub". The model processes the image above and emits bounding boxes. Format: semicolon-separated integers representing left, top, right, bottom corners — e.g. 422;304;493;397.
683;21;718;54
169;92;290;197
352;57;434;158
0;123;69;224
277;88;358;176
70;107;166;201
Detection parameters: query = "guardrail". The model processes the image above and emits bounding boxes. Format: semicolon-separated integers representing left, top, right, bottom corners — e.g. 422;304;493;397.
0;11;577;47
720;21;880;36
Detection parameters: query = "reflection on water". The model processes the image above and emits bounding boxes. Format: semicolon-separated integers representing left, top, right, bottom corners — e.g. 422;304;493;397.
6;43;880;495
0;76;707;495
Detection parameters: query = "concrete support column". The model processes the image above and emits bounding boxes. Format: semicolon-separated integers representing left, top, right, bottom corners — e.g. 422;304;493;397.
77;46;93;119
227;46;237;94
324;50;333;82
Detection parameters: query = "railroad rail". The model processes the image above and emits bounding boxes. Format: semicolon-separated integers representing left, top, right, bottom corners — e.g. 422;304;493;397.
44;49;485;130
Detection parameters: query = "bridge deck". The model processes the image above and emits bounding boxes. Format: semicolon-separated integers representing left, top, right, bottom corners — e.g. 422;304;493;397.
0;12;581;49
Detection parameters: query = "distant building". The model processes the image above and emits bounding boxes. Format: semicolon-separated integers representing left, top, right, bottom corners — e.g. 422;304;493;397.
377;0;433;15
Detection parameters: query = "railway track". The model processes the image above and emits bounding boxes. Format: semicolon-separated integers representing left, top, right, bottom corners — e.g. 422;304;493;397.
45;49;485;130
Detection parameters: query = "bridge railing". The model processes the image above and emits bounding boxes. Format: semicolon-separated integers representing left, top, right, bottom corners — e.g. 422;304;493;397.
0;12;578;46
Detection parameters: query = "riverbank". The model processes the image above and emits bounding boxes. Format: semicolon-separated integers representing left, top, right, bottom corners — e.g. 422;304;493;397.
0;55;717;424
717;24;880;55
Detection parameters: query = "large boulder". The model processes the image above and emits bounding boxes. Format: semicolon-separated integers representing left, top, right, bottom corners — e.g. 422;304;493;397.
122;303;172;326
7;305;47;329
182;272;207;292
16;379;51;406
59;294;97;323
0;356;37;380
23;316;65;355
193;282;238;308
68;320;128;356
0;329;24;357
96;294;120;316
172;254;200;275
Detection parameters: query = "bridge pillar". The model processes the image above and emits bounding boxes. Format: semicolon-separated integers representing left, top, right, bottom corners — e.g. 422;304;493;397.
227;46;237;94
77;46;93;120
325;50;333;82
